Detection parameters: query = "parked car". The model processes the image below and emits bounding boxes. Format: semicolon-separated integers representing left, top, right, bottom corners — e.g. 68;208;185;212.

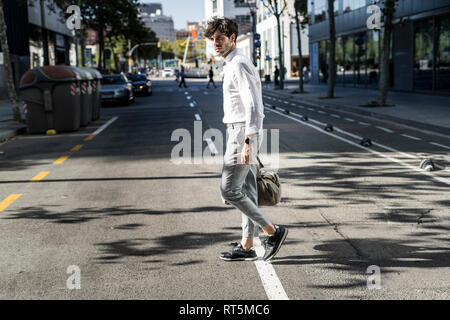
128;73;152;96
162;68;174;77
101;74;134;106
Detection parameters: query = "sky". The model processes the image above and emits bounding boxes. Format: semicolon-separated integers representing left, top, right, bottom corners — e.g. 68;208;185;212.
141;0;205;30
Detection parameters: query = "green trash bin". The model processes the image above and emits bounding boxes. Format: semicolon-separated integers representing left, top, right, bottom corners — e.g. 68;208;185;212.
80;67;102;121
19;66;81;134
71;67;93;127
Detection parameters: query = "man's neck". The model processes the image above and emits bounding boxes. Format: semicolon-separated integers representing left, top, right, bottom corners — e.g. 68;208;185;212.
223;45;236;60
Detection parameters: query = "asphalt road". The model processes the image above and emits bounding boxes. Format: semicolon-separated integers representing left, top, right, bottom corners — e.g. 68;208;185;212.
0;79;448;300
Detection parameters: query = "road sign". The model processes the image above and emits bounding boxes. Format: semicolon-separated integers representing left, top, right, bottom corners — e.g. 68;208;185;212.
254;33;261;41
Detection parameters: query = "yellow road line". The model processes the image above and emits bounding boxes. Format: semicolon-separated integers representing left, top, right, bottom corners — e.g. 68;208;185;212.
30;172;50;182
53;155;70;165
0;194;22;212
84;135;96;142
71;144;83;152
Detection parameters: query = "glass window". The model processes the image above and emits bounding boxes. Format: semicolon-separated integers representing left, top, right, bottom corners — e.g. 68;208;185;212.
366;30;380;87
336;37;345;84
319;40;328;83
343;0;366;14
437;15;450;92
314;0;327;23
414;18;434;91
343;35;355;85
355;31;367;86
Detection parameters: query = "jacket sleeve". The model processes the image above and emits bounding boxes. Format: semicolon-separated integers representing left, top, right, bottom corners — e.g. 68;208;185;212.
232;61;263;136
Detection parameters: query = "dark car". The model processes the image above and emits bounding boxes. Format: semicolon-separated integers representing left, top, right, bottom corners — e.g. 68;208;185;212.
128;73;152;96
101;74;135;105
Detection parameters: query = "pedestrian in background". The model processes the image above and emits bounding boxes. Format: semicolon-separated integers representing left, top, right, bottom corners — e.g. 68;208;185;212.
274;66;280;87
178;66;187;88
205;17;288;262
207;65;217;89
175;69;180;83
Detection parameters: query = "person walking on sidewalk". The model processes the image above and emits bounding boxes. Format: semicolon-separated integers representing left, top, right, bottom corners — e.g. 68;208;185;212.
178;66;187;88
274;66;280;87
207;65;217;89
205;17;288;262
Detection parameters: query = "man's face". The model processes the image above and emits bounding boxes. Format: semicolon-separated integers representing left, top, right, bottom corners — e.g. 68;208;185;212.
209;30;235;57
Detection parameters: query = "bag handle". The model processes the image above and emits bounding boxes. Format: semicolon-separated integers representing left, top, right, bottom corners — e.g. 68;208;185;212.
256;156;264;169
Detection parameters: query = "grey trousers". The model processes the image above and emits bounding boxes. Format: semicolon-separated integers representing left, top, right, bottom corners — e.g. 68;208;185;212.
220;123;271;238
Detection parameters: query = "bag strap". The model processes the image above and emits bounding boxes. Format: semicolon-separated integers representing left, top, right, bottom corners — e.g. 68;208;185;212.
256;156;264;169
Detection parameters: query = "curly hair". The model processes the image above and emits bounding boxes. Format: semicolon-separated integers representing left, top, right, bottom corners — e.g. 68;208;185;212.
205;17;239;43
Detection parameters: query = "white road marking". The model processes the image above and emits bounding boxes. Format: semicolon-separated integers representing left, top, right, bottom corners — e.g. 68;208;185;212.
205;138;218;155
204;92;209;95
430;142;450;150
401;134;422;141
308;108;315;111
187;96;192;100
376;126;394;133
194;114;202;121
359;122;370;126
253;238;289;300
318;110;326;114
290;103;296;106
185;92;189;95
91;117;118;135
330;114;341;118
284;100;289;104
266;107;450;186
189;102;195;108
344;118;355;122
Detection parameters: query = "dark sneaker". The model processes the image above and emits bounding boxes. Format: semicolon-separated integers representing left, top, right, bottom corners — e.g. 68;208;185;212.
263;225;288;261
220;243;258;261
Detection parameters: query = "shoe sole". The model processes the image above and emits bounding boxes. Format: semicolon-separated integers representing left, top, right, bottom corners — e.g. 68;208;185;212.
264;228;288;262
219;256;258;262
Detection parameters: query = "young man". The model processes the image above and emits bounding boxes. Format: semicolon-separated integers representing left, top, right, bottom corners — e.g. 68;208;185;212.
178;65;187;88
205;17;288;262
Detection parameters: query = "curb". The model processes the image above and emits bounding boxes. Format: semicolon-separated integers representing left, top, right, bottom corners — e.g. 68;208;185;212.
0;124;27;142
263;88;450;137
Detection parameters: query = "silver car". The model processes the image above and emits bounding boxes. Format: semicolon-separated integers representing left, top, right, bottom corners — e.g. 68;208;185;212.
101;74;135;106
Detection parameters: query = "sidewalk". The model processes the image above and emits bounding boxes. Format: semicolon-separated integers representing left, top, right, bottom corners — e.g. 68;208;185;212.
0;99;27;141
263;81;450;136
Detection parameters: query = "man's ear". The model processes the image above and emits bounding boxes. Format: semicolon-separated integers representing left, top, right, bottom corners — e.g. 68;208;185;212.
231;33;236;43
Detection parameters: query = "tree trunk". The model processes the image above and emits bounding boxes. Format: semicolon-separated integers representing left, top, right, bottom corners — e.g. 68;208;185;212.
295;9;304;93
276;15;284;90
0;0;21;122
378;0;395;106
327;0;336;98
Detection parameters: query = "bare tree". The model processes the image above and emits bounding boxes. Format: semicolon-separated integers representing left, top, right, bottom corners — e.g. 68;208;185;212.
378;0;397;106
294;0;308;93
262;0;288;90
327;0;336;98
0;0;22;122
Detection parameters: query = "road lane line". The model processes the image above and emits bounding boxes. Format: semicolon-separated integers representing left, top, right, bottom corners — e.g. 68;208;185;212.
30;172;50;182
0;194;22;212
266;107;450;186
430;142;450;150
194;114;202;121
253;237;289;300
71;144;83;152
344;118;355;122
376;126;394;133
84;135;96;142
91;117;119;136
318;110;326;114
401;134;422;141
283;100;289;104
53;156;70;165
330;114;341;118
359;122;370;126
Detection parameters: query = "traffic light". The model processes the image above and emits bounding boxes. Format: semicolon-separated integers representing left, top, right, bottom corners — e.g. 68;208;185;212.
157;41;161;48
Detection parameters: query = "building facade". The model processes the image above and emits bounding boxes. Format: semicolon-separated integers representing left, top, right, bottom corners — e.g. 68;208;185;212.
256;0;309;80
139;4;175;42
308;0;450;94
204;0;256;59
0;0;75;99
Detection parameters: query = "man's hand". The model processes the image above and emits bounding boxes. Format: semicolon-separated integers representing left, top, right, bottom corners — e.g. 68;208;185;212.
241;136;252;165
